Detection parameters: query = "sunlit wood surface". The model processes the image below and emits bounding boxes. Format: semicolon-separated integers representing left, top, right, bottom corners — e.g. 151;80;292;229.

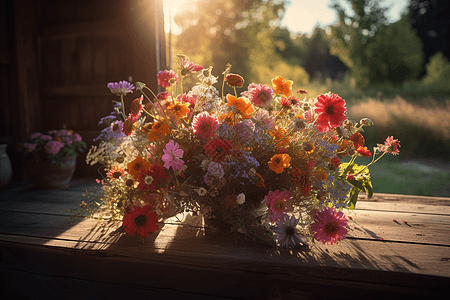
1;178;449;299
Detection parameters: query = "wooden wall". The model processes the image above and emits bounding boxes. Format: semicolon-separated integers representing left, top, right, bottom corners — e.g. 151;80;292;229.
0;0;166;178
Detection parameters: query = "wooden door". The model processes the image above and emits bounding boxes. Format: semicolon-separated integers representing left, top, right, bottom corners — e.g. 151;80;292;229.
3;0;166;178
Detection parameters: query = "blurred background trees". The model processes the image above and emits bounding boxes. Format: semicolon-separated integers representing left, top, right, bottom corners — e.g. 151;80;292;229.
170;0;450;99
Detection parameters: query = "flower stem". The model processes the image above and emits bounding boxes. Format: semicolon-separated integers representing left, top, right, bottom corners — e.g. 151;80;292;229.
120;95;127;120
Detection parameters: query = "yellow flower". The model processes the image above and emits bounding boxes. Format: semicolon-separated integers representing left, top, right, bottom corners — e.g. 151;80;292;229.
271;76;293;97
269;154;291;174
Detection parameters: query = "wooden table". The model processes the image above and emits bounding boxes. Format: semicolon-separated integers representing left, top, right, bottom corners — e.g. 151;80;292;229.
1;178;449;299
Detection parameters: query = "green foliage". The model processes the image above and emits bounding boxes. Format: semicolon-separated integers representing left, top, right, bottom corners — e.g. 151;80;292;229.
339;162;373;209
329;0;423;87
421;52;450;89
366;14;424;84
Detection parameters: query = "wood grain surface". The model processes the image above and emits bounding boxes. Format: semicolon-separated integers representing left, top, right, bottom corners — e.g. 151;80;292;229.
1;178;449;299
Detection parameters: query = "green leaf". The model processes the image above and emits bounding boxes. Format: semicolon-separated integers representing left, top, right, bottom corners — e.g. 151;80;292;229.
363;179;373;199
347;187;360;210
347;177;365;190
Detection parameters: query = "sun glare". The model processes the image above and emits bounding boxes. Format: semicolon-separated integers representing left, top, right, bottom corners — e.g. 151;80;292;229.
163;0;190;34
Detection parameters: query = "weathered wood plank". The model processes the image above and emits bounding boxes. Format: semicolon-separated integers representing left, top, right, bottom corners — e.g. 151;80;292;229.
0;238;448;299
0;208;449;278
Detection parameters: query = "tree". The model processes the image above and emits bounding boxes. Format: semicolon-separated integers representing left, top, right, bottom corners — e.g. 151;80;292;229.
174;0;287;86
365;13;423;84
409;0;450;76
329;0;424;87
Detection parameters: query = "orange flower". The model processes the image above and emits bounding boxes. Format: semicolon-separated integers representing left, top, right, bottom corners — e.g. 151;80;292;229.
226;94;254;119
269;126;290;147
271;76;293;97
269;154;291;174
218;111;236;126
167;101;190;119
147;120;171;142
127;156;151;179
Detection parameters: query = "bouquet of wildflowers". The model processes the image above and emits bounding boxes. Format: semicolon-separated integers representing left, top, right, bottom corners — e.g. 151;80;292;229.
21;129;86;166
86;56;400;248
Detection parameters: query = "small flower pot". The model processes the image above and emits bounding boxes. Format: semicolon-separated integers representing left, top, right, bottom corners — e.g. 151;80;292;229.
24;155;77;188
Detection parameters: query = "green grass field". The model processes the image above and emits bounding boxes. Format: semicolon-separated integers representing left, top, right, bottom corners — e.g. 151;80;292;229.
346;156;450;198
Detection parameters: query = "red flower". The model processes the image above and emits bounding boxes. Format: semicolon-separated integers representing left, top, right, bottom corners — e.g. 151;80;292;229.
291;167;311;197
129;95;143;120
355;144;371;157
225;73;244;88
122;205;159;238
122;116;135;136
204;138;233;162
314;94;347;132
350;132;371;157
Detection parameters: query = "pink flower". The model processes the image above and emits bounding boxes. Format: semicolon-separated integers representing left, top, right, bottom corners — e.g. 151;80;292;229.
377;136;401;156
44;140;64;155
157;70;178;88
25;143;37;152
192;111;219;139
162;140;184;172
178;93;198;110
265;190;293;222
181;59;203;76
40;135;52;141
30;132;41;139
156;91;170;101
246;83;274;108
74;133;82;142
311;207;348;245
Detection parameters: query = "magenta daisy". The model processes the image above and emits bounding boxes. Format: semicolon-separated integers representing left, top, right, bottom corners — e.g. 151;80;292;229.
378;136;401;156
192;111;219;139
264;190;293;222
246;83;274;108
162;140;185;172
107;81;135;96
180;58;203;76
157;70;178;89
310;207;348;245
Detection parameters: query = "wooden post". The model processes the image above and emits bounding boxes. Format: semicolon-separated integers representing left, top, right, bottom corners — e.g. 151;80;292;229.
12;0;41;141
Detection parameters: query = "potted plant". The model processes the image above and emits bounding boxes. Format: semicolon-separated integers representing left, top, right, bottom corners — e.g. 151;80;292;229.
20;129;86;188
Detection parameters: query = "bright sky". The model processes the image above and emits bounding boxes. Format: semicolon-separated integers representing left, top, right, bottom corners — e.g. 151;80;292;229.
281;0;410;34
163;0;410;35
